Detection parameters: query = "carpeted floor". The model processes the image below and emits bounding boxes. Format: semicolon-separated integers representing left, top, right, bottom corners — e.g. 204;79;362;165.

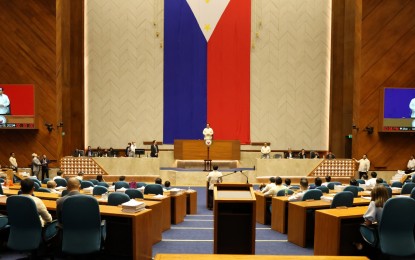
152;186;314;257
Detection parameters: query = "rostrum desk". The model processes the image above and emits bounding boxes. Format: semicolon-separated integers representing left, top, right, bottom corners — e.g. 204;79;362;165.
214;183;256;254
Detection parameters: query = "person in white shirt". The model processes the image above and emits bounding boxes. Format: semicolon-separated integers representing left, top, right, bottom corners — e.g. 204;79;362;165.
288;178;309;201
366;172;378;189
264;177;285;196
261;177;276;193
0;87;10;115
47;180;61;195
203;123;214;141
261;143;271;159
53;170;64;181
354;154;370;179
207;165;222;210
321;176;331;187
129;142;136;157
75;172;84;181
406;155;415;174
20;178;52;227
9;152;17;171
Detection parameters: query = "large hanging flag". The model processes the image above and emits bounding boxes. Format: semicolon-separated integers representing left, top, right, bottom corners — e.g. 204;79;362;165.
164;0;251;144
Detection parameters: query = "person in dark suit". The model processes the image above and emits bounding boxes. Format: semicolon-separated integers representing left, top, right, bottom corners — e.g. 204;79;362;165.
41;154;50;181
85;146;93;157
298;149;307;159
285;148;294;159
326;151;336;159
150;140;159;158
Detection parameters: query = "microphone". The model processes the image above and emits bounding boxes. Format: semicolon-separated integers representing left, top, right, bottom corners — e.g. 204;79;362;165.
240;170;248;184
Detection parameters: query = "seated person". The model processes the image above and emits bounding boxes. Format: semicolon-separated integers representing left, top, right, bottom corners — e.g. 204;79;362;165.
284;178;292;189
309;177;322;189
155;177;162;185
405;155;415;174
20;178;53;226
311;151;320;159
53;170;64;181
285;148;294;159
56;177;81;225
326;151;336;159
376;178;384;185
321;176;331;187
75;171;84;181
47;180;61;194
261;177;276;193
263;177;284;196
362;173;369;183
96;174;105;182
366;172;377;188
363;185;389;225
349;178;358;186
288;178;309;201
298;149;307;159
164;180;171;191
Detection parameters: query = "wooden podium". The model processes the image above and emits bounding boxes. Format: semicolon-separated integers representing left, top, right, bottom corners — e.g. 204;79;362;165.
213;183;256;254
174;140;240;160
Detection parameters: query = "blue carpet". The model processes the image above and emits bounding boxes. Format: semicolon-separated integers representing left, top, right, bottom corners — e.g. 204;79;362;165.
152;187;314;256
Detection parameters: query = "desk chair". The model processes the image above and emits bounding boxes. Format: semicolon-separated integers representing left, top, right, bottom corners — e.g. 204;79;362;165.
7;196;57;255
401;183;415;194
61;195;105;255
276;189;294;196
33;182;40;191
343;186;358;197
61;190;69;197
144;184;164;195
97;181;109;188
137;182;147;188
360;197;415;257
391;182;403;188
90;179;99;185
316;186;329;194
114;181;129;190
93;186;108;196
125;189;144;199
81;181;94;189
107;192;130;206
327;182;342;190
55;178;67;187
37;188;51;193
330;191;354;208
356;179;365;185
0;178;4;183
41;178;50;184
302;189;323;201
0;184;3;195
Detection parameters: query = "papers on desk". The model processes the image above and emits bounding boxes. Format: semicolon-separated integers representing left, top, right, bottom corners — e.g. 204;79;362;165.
394;195;409;198
0;194;5;197
391;187;402;192
153;194;166;199
108;186;115;192
83;187;93;194
361;196;371;200
334;185;346;191
169;188;182;195
55;186;66;191
116;187;127;193
321;196;334;202
121;200;146;213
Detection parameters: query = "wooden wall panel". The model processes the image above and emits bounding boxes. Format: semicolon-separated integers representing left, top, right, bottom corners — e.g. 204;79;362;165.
356;0;415;170
0;0;83;168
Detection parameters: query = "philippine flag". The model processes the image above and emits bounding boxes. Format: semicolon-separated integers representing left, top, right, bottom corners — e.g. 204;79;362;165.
164;0;251;144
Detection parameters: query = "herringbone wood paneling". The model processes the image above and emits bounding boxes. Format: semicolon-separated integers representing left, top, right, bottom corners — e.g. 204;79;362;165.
356;0;415;170
250;0;331;150
85;0;164;148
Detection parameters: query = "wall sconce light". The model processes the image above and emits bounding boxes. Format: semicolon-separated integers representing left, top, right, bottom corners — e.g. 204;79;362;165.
44;123;53;133
57;122;64;128
364;126;374;135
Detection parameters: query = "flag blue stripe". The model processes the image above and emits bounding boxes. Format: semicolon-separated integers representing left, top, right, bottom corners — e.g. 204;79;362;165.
164;0;207;144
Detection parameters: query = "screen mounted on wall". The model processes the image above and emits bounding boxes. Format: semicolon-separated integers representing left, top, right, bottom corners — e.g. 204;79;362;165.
0;84;36;129
382;87;415;132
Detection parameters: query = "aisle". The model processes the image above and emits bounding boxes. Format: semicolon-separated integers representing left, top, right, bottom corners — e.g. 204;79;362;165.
151;187;313;257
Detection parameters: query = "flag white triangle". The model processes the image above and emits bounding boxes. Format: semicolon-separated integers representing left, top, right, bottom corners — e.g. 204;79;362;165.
186;0;230;42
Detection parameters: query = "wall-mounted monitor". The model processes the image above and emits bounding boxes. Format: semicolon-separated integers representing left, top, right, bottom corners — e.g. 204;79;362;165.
381;87;415;132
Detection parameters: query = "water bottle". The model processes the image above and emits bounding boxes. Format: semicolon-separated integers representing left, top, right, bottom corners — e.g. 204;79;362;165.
284;189;288;197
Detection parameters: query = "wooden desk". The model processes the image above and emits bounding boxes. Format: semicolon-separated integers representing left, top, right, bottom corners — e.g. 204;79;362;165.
287;198;370;248
0;196;152;260
314;206;368;256
168;192;187;224
186;190;197;214
3;189;60;200
144;194;171;231
271;196;289;233
254;191;272;225
154;254;369;260
174;140;240;160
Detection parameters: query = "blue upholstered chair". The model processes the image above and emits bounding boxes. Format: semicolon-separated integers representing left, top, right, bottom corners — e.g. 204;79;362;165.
343;186;359;197
391;182;403;188
114;181;129;190
315;186;329;194
144;184;164;195
80;181;94;189
97;182;109;188
276;189;294;196
41;178;50;184
33;182;40;191
401;183;415;194
7;196;57;254
61;190;69;197
360;197;415;257
37;187;51;193
55;178;67;187
330;191;354;208
0;184;3;195
93;186;108;196
137;182;147;188
327;182;342;190
356;179;365;185
107;192;130;206
302;189;323;201
90;179;99;185
125;189;144;199
356;186;364;192
61;195;105;255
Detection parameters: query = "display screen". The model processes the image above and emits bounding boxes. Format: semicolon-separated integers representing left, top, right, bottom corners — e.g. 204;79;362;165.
0;84;36;129
382;87;415;132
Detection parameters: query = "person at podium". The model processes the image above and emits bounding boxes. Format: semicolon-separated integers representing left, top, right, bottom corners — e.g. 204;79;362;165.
207;165;222;210
203;123;214;141
261;143;271;159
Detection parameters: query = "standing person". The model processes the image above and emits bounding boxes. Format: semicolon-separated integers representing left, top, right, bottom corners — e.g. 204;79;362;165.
326;151;336;159
125;142;131;157
203;123;214;141
41;154;50;181
86;146;93;157
0;87;10;115
150;140;159;158
9;152;18;171
207;165;222;210
129;142;136;157
31;153;42;179
354;154;370;179
261;143;271;159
